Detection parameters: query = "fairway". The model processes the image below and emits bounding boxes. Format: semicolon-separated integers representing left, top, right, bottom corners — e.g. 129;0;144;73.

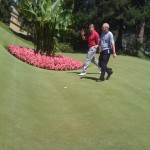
0;23;150;150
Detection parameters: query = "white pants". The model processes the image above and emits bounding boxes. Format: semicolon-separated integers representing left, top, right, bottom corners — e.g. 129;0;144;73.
82;47;100;73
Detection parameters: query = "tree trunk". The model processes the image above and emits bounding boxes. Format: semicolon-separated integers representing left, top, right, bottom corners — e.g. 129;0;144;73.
115;19;124;52
34;23;55;56
137;19;145;44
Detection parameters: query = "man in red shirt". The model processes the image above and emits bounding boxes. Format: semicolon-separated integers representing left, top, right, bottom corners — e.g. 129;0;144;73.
79;24;100;76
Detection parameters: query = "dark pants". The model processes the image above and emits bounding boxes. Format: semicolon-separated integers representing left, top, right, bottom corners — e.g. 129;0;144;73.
98;50;112;80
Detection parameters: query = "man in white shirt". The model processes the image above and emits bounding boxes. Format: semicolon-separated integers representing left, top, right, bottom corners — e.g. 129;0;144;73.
97;23;116;82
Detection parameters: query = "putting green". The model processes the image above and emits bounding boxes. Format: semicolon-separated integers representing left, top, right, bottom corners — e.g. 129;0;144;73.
0;22;150;150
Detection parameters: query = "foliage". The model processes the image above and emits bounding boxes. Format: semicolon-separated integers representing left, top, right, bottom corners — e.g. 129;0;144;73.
55;42;73;53
18;0;74;55
71;0;150;56
144;40;150;57
0;0;11;24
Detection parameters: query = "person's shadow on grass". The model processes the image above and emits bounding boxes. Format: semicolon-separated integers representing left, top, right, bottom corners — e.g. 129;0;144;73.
67;72;99;75
80;76;98;81
67;72;98;81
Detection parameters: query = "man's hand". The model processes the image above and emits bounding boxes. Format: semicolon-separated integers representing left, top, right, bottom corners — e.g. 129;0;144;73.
112;44;116;58
81;29;85;35
81;29;86;40
93;45;99;49
98;45;102;54
113;53;117;58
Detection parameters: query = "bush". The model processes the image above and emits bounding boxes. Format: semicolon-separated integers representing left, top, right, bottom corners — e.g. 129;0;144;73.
56;42;73;53
144;41;150;57
124;41;141;56
122;34;140;56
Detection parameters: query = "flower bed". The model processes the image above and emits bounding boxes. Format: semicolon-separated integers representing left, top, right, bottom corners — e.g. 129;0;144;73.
8;45;83;71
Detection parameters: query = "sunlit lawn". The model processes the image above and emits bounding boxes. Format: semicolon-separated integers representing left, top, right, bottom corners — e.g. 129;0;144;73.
0;22;150;150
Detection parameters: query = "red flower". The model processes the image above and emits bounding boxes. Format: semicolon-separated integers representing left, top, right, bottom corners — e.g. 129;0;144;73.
7;45;83;71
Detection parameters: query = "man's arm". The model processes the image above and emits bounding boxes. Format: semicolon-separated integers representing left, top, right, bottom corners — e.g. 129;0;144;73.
110;32;116;58
98;45;102;53
112;44;116;58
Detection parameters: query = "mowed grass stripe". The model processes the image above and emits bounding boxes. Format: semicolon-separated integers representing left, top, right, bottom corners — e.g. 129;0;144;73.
0;22;150;150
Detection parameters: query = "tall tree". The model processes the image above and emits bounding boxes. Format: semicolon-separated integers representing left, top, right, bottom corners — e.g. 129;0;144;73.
135;0;150;43
0;0;11;24
18;0;74;55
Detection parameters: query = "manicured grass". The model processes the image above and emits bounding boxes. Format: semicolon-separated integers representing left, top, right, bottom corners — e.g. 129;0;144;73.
0;22;150;150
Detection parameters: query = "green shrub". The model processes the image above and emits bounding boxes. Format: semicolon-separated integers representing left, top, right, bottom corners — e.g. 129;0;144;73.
144;40;150;57
122;34;140;56
56;42;73;53
124;41;141;56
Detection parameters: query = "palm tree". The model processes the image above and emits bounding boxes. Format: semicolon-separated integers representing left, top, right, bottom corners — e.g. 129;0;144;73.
18;0;73;55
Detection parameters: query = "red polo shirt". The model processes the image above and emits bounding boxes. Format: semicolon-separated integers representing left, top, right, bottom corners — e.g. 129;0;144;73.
86;30;100;47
